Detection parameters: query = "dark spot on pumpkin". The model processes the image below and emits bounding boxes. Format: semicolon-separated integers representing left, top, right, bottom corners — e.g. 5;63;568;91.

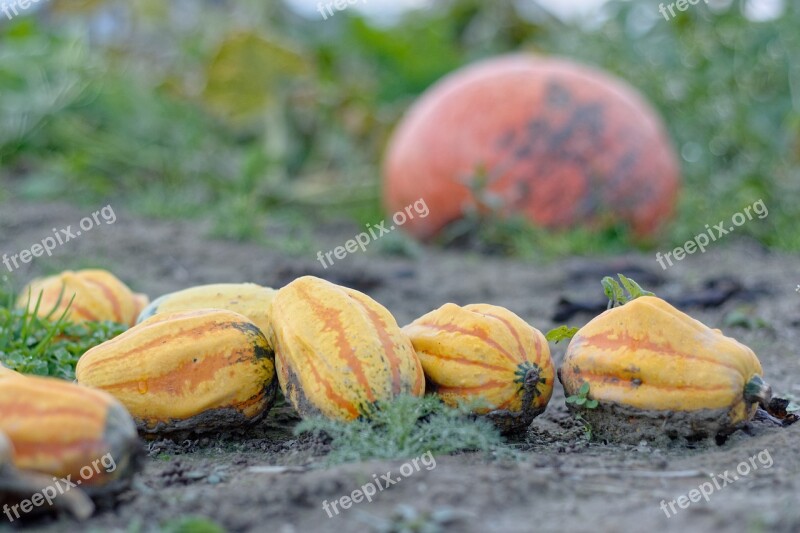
632;378;643;387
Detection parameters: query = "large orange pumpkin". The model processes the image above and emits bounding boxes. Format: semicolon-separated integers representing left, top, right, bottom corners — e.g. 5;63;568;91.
383;54;681;239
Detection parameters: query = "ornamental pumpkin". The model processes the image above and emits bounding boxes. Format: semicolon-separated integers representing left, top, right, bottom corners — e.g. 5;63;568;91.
137;283;276;335
0;375;140;492
403;303;554;433
384;54;680;240
559;296;771;443
76;309;277;436
0;429;95;521
18;269;149;327
266;276;425;421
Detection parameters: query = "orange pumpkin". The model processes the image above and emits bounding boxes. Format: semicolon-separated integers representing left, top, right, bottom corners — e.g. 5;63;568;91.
384;54;680;239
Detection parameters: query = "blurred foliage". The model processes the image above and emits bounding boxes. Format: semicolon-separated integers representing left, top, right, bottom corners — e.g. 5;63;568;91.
0;0;797;255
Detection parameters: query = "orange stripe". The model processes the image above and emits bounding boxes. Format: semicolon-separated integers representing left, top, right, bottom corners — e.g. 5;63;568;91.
421;351;509;372
0;403;103;422
106;347;255;395
296;285;376;402
474;310;525;363
579;331;741;373
303;352;360;418
81;321;243;372
357;300;403;395
571;370;735;392
414;321;518;364
84;278;123;323
437;380;506;395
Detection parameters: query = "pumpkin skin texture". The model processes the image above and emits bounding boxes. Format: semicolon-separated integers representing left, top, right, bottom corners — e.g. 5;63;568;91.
0;365;17;378
76;309;277;436
559;296;770;443
137;283;276;335
18;269;149;327
403;304;554;434
384;54;680;240
0;375;140;493
266;276;425;421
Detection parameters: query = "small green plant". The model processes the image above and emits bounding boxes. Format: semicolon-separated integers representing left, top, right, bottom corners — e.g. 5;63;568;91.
295;394;507;465
602;274;655;308
574;413;594;441
160;517;226;533
565;382;598;410
545;325;579;343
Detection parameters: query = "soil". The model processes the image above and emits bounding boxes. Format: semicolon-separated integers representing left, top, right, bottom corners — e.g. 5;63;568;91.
1;201;799;533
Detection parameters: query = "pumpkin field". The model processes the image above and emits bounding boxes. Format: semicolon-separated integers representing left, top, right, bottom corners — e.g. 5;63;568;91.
1;2;799;533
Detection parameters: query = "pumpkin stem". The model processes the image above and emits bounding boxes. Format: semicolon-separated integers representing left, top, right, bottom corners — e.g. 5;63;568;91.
744;375;772;409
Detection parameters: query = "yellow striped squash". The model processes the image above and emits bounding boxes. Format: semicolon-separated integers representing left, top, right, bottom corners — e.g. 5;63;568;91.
0;374;140;491
559;296;771;441
76;309;277;435
403;303;554;433
267;276;425;421
17;269;148;326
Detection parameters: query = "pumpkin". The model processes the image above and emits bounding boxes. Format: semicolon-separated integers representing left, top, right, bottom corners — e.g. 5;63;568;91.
403;303;554;434
266;276;425;421
558;296;772;443
0;374;140;493
384;54;680;240
137;282;276;335
76;309;277;436
17;269;149;326
0;430;95;521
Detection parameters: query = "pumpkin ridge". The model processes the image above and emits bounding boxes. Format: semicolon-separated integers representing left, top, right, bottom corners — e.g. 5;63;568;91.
346;291;405;395
83;278;124;323
576;330;743;373
413;320;519;364
295;284;377;403
468;307;526;363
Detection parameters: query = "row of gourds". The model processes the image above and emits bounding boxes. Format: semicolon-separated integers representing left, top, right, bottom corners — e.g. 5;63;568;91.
0;269;773;517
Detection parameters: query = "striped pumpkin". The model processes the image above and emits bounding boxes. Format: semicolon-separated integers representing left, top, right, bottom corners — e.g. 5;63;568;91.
267;276;425;421
559;296;771;442
17;269;149;326
403;303;554;433
137;283;276;334
76;309;277;435
0;374;140;491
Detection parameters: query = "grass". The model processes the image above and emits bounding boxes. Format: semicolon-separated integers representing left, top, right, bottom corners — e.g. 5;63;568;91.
295;394;509;465
0;280;128;380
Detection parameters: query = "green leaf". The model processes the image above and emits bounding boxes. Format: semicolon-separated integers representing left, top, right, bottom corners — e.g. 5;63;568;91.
618;274;655;300
578;382;590;396
575;397;586;406
585;399;599;409
545;325;579;343
202;32;311;122
565;396;578;404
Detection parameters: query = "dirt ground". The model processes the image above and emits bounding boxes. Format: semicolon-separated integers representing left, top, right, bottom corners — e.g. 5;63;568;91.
1;201;798;533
